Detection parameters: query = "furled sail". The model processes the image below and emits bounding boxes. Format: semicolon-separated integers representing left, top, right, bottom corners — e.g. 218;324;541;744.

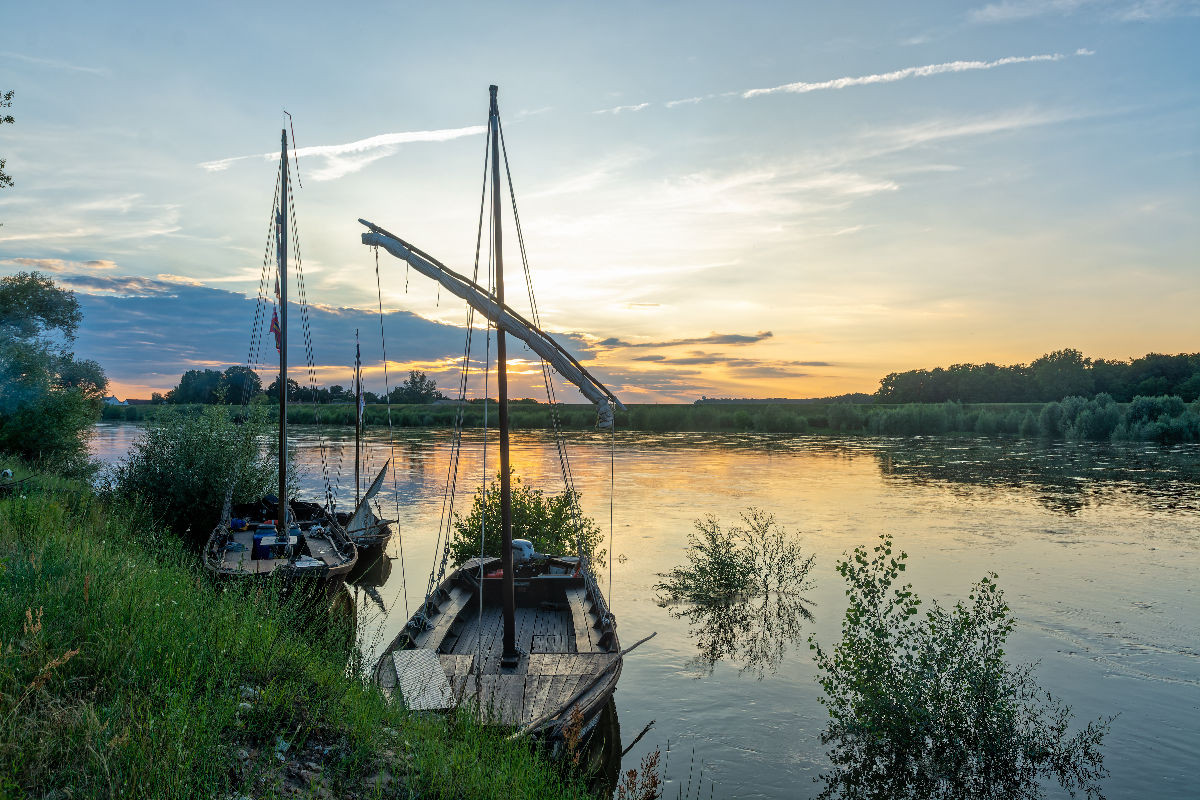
347;460;390;535
359;219;625;428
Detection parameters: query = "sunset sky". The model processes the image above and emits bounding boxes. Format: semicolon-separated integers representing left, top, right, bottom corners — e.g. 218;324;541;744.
1;1;1197;402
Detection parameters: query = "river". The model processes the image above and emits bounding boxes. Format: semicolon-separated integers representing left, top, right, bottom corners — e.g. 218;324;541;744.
90;422;1200;799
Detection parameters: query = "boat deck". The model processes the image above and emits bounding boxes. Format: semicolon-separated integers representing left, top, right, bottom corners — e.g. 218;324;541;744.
217;530;348;573
378;570;620;728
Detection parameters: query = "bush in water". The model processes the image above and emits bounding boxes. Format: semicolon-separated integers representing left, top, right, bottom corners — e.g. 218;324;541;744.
655;509;814;603
811;533;1110;799
106;404;284;538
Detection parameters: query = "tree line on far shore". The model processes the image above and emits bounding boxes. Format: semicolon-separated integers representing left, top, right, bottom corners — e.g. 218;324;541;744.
876;348;1200;404
156;365;445;405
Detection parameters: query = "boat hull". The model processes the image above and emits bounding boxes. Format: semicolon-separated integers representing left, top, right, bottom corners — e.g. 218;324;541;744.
374;556;620;738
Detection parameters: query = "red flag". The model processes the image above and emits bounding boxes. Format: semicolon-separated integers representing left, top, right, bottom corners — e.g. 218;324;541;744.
269;309;281;353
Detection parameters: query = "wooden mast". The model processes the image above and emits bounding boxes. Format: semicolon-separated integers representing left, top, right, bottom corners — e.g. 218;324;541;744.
354;328;362;505
277;129;290;538
491;85;519;668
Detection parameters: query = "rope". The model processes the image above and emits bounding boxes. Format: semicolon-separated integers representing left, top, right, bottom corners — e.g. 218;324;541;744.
498;119;613;627
374;246;408;621
286;161;335;511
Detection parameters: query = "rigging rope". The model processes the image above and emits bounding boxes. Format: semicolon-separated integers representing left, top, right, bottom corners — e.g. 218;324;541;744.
374;245;409;621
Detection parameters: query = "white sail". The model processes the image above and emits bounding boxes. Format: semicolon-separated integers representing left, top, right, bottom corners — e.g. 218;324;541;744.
347;460;389;534
360;220;625;428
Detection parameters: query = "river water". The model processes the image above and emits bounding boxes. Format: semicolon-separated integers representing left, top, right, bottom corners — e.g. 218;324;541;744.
90;422;1200;799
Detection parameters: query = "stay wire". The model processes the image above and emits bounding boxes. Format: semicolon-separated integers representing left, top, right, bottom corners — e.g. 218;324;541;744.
375;245;408;621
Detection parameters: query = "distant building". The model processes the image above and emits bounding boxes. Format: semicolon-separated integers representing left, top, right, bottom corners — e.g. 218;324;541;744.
103;396;128;406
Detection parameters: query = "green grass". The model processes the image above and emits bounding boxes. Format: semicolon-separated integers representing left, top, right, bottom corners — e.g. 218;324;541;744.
0;464;592;799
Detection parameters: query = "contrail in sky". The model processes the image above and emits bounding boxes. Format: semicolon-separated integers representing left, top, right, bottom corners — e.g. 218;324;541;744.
742;53;1068;98
198;125;486;174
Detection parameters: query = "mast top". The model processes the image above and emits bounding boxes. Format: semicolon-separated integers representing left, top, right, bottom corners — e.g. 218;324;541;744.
489;84;498;113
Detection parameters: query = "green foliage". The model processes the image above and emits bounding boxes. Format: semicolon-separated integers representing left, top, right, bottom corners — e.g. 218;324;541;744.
0;272;106;474
0;474;591;799
389;369;444;404
106;405;281;538
811;534;1110;799
655;509;814;602
656;510;816;676
877;348;1200;404
168;365;262;404
448;471;604;568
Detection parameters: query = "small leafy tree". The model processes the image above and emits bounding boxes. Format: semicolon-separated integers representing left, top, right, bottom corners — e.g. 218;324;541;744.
811;533;1110;799
389;370;444;404
107;405;284;538
0;272;107;474
656;509;813;602
448;471;604;568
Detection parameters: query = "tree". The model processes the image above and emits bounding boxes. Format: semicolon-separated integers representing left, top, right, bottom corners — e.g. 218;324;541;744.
0;272;107;473
389;370;444;404
448;471;604;568
0;90;13;189
265;377;303;402
811;533;1110;799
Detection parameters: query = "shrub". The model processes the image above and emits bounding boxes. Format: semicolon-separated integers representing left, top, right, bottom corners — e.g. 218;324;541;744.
106;405;282;538
655;509;814;602
811;534;1110;799
447;471;604;568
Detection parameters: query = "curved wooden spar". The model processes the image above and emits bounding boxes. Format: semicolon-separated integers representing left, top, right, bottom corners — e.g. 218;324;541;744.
359;218;624;428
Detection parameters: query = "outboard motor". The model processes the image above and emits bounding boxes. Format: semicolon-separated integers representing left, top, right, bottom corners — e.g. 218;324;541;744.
511;538;536;563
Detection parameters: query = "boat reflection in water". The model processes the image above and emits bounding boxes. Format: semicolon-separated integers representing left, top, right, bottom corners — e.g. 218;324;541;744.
661;590;815;678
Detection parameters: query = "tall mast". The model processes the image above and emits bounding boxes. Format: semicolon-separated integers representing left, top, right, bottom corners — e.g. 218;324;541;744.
491;85;518;669
354;328;362;504
277;129;290;536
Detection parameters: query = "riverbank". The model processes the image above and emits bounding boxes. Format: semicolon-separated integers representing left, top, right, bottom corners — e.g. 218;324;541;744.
102;395;1200;442
0;466;591;799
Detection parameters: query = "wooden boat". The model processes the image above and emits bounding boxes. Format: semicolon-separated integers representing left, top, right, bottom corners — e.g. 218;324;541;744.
364;86;636;739
203;129;358;582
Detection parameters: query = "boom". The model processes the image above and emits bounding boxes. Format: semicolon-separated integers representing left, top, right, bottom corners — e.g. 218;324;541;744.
359;218;624;428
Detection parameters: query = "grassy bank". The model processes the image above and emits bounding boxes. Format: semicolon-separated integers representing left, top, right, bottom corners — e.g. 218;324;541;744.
0;467;591;799
102;396;1200;442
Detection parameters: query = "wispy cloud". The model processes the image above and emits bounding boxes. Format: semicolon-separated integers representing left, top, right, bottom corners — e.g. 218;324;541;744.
0;51;106;75
968;0;1199;23
665;96;705;108
598;331;773;349
198;125;486;180
592;102;651;115
4;257;119;273
743;53;1066;99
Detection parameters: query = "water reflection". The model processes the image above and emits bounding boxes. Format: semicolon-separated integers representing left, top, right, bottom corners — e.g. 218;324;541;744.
871;438;1200;515
661;591;816;678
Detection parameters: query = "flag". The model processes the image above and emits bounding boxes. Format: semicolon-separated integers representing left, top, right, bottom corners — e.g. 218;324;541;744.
269;309;281;353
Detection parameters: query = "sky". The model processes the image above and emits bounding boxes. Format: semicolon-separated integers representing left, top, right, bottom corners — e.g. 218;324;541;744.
1;0;1197;402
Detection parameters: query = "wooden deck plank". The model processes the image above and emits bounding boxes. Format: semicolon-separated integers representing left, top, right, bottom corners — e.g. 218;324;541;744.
566;587;599;653
423;585;473;652
392;649;454;711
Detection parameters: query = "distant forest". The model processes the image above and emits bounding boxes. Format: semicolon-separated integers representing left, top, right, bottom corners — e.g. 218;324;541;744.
875;349;1200;404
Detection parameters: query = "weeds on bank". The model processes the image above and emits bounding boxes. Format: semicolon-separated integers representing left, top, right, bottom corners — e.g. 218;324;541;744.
0;469;591;799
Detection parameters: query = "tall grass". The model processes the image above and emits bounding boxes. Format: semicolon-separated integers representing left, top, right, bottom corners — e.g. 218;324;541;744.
0;467;591;799
101;395;1200;442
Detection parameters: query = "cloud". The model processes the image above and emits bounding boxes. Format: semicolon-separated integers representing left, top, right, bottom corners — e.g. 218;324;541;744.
665;96;706;108
592;102;651;115
198;125;487;180
968;0;1199;22
743;53;1066;99
0;51;106;75
598;331;773;349
4;257;119;273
